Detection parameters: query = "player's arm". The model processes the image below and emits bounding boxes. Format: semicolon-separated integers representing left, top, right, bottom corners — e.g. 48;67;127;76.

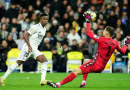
116;39;129;54
24;25;36;52
116;44;127;54
117;37;130;54
86;23;101;42
24;32;32;52
83;11;101;42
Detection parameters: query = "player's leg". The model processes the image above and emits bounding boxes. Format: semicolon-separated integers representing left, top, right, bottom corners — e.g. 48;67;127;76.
80;73;88;88
80;59;91;88
0;60;24;85
47;68;82;88
0;45;29;85
2;60;24;78
34;50;48;85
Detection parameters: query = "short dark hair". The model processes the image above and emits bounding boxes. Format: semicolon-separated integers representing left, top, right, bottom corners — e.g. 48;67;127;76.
39;11;49;17
105;26;115;37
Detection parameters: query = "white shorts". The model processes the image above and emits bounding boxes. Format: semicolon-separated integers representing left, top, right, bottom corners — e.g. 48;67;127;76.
17;44;43;61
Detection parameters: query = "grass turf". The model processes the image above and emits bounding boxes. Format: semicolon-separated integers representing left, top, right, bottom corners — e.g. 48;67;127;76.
0;73;130;90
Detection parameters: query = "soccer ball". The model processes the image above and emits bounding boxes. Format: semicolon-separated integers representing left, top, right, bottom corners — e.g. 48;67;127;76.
84;11;96;22
90;11;96;22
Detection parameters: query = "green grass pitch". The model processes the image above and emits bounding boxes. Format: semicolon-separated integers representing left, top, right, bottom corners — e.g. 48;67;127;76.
0;72;130;90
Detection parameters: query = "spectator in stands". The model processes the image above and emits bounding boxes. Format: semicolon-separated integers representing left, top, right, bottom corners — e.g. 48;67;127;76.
121;11;128;26
68;10;74;23
55;31;67;45
107;10;117;28
5;3;18;20
73;12;80;29
39;37;52;51
50;0;62;16
52;47;62;72
0;24;8;40
97;30;103;36
32;13;39;23
27;5;34;18
88;39;98;59
9;18;21;33
15;33;25;50
0;3;5;20
70;39;79;51
45;32;55;46
116;19;125;31
58;25;64;33
56;42;63;55
34;0;43;11
61;13;70;25
67;28;81;46
5;18;10;28
6;35;16;49
0;17;6;27
77;6;84;27
0;40;9;71
9;27;18;40
21;17;32;32
115;32;122;42
50;20;59;37
78;38;88;58
64;22;70;33
115;28;124;36
80;27;87;40
62;43;69;55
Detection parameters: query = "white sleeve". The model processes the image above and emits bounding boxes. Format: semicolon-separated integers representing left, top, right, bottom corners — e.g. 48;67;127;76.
27;25;37;35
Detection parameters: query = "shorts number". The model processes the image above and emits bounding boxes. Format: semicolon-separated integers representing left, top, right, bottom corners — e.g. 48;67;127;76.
24;52;29;57
106;46;111;57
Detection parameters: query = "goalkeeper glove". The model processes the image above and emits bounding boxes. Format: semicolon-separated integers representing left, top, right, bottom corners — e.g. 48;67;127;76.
124;37;130;46
83;11;92;23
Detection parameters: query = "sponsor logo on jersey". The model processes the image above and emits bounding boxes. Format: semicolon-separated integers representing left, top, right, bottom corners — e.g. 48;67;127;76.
105;41;115;46
38;32;43;39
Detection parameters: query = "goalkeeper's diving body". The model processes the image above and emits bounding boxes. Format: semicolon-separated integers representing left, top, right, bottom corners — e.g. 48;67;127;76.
0;12;49;86
47;11;130;88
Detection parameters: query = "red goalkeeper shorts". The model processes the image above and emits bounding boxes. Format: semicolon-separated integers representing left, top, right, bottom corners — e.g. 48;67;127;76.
79;59;105;74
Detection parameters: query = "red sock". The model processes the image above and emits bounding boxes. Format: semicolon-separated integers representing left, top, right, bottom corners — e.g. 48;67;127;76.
60;72;76;85
83;73;88;81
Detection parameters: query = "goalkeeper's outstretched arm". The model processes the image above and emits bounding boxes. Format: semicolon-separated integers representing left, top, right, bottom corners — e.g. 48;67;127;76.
86;23;101;43
116;37;130;54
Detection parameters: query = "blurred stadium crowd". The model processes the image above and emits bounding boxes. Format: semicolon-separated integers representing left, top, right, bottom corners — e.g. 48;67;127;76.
0;0;130;72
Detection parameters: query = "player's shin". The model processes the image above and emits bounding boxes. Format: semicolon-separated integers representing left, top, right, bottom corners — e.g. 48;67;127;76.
57;72;77;86
2;62;19;79
41;62;48;84
80;73;88;88
81;73;88;84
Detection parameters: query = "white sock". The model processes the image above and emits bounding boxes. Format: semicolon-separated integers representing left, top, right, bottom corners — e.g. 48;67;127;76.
56;82;61;86
82;80;86;83
41;62;48;81
2;62;19;79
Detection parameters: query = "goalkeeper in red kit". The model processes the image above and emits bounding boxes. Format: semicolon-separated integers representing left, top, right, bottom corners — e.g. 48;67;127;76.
47;11;130;88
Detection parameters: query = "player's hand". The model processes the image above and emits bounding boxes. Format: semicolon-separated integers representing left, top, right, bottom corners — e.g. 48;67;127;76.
28;46;32;53
83;11;92;23
124;37;130;46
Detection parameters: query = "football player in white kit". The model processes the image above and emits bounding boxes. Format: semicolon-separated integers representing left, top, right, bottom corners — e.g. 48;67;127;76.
0;12;49;86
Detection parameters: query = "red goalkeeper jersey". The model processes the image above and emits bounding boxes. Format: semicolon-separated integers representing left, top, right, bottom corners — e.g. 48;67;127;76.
86;23;127;67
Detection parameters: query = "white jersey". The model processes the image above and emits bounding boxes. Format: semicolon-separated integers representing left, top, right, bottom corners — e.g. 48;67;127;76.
17;23;46;61
27;23;46;48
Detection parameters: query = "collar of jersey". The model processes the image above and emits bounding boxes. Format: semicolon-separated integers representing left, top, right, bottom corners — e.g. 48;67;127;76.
39;23;45;29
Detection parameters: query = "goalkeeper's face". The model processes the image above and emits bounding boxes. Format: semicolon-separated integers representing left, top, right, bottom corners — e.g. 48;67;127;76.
40;16;49;26
103;29;109;37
